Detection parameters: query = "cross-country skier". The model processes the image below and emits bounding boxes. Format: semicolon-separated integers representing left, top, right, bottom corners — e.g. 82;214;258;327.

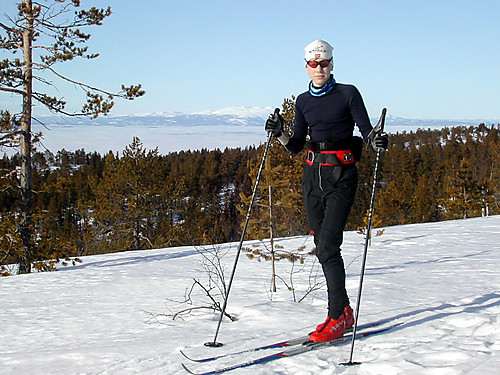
265;39;388;342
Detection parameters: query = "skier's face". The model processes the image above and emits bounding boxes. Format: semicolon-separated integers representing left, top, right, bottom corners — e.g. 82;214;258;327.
306;59;333;88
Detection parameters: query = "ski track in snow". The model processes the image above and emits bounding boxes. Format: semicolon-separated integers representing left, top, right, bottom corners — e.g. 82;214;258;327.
1;216;499;374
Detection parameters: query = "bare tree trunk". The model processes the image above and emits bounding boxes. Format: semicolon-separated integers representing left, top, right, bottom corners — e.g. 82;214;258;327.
18;0;34;274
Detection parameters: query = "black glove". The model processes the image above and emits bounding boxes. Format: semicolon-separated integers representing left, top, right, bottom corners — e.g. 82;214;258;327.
265;109;284;138
371;132;389;152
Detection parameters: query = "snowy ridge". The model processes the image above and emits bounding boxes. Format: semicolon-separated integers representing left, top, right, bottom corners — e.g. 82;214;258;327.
192;106;275;118
1;216;499;374
36;107;497;129
36;107;274;128
29;107;499;155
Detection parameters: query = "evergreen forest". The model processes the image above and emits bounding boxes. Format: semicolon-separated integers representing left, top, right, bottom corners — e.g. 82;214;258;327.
1;123;499;274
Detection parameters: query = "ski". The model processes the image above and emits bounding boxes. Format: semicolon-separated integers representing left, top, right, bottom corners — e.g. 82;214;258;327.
181;323;401;375
181;317;398;364
181;335;307;363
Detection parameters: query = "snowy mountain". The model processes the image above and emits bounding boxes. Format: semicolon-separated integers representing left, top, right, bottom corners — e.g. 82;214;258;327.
2;216;499;374
28;107;498;155
37;107;495;129
36;106;276;128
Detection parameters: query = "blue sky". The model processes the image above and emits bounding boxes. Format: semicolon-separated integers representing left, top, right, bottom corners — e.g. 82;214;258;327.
1;0;499;120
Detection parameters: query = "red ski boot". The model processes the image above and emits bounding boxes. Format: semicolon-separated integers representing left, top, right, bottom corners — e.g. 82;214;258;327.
344;306;354;330
308;314;346;342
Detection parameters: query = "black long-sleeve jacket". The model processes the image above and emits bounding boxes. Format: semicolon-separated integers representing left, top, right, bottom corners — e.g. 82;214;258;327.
285;83;373;155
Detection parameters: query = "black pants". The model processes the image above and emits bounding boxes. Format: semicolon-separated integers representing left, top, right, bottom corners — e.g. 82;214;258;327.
302;162;358;319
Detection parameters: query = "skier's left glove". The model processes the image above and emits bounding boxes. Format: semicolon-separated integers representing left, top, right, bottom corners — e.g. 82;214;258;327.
370;132;389;152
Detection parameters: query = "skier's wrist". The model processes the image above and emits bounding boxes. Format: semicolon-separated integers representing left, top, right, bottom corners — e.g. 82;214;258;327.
277;133;290;146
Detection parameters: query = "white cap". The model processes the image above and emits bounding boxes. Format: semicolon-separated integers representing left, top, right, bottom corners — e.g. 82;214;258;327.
304;39;333;61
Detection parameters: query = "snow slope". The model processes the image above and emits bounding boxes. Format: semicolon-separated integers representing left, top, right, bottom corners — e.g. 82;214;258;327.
1;216;499;374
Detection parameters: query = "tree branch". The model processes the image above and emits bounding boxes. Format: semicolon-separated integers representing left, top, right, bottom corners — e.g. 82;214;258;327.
0;86;25;95
0;22;15;33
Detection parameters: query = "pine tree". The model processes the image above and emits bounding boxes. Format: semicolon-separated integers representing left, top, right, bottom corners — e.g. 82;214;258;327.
33;153;80;270
440;157;481;219
91;138;160;253
0;0;145;273
412;174;438;223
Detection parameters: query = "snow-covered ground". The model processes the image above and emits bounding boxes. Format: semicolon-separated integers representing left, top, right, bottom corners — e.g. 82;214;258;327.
1;216;499;374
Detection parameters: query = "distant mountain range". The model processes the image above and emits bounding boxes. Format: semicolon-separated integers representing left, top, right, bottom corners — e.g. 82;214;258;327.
28;107;498;154
37;106;498;131
37;106;275;128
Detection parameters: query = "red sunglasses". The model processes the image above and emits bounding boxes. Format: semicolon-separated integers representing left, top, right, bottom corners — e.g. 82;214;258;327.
306;59;332;68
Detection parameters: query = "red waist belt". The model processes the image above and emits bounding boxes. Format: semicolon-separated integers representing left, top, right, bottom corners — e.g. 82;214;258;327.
306;149;355;166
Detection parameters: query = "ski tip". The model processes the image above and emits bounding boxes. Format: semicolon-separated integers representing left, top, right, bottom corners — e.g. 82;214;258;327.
180;350;193;361
181;363;198;375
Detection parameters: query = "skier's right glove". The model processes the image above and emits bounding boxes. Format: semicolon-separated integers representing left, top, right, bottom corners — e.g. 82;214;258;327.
265;109;284;138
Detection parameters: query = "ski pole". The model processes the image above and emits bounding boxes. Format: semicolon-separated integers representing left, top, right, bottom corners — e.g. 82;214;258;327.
205;108;279;348
342;108;387;366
